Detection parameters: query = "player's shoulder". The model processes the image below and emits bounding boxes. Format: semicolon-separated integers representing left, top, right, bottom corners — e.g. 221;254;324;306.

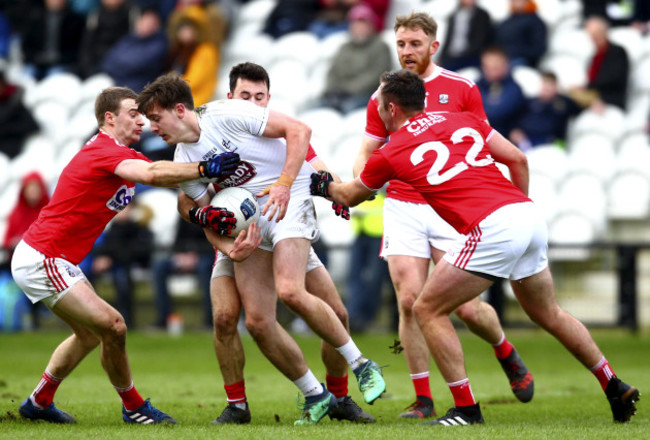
432;68;477;89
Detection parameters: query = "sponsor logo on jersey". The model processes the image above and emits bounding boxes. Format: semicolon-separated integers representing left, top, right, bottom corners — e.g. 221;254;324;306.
406;113;447;136
222;138;237;152
438;94;449;104
216;161;257;187
106;184;134;212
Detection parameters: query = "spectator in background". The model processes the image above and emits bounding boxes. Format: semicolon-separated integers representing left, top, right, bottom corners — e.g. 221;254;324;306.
632;0;650;33
510;71;582;151
91;201;154;328
494;0;547;67
438;0;493;71
169;0;228;48
101;6;167;92
570;15;629;112
0;11;11;59
346;191;392;333
309;0;389;39
78;0;139;79
165;4;220;106
262;0;320;39
151;216;214;330
0;68;40;159
0;172;50;330
476;46;526;137
316;4;392;114
20;0;86;80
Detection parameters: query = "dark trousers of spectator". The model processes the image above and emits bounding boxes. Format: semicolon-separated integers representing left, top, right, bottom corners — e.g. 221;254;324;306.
151;254;214;329
346;233;392;333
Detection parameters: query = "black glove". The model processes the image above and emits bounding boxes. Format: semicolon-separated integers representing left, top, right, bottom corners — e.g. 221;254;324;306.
198;152;240;179
310;171;333;198
189;206;236;235
332;202;350;220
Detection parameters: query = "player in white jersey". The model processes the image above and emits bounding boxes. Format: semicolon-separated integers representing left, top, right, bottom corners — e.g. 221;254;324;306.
177;62;373;424
353;12;533;418
137;72;386;425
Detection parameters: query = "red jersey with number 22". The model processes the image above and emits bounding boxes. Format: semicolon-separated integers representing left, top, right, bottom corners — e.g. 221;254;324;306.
365;66;487;204
360;112;529;235
22;131;151;264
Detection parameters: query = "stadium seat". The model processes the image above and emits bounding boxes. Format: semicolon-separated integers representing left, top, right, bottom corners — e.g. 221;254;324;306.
136;188;180;249
528;172;559;223
66;108;99;144
526;144;570;183
615;133;650;177
380;29;401;70
80;73;114;103
298;107;344;143
556;172;608;233
609;26;644;65
624;92;650;134
305;58;330;103
0;180;20;222
267;97;297;118
536;0;562;28
328;134;362;181
339;107;368;141
267;59;310;109
567;133;616;182
547;28;594;62
552;0;582;33
547;212;596;261
420;0;457;21
539;54;588;90
569;106;626;143
235;0;276;29
385;0;424;33
270;31;321;69
512;65;542;98
31;100;71;144
607;171;650;220
0;152;9;191
10;139;58;187
225;32;274;68
318;31;350;63
630;56;650;93
24;72;82;110
477;0;509;21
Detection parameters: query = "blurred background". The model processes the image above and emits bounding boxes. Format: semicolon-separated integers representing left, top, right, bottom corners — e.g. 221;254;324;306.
0;0;649;334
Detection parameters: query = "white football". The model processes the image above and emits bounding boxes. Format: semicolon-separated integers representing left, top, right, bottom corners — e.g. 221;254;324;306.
211;187;260;235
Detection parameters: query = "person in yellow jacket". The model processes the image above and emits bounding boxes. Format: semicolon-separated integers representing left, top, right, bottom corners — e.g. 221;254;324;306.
346;191;394;333
165;4;221;106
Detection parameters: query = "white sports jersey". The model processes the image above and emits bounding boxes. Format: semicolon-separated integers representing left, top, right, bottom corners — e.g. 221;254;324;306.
174;99;313;204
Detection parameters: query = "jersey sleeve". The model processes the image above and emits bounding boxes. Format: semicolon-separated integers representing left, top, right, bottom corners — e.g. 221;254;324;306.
173;144;209;201
359;149;393;191
364;92;389;142
464;84;488;121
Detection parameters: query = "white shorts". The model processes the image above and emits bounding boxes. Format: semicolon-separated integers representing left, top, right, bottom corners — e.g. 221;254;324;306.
258;197;319;251
10;240;87;307
211;247;324;279
380;198;462;259
443;202;548;280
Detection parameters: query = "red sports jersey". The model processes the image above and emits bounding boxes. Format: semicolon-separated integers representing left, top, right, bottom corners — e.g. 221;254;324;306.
22;131;151;264
365;66;487;204
360;112;529;235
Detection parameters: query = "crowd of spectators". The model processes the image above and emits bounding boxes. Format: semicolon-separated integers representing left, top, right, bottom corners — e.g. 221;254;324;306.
1;0;649;330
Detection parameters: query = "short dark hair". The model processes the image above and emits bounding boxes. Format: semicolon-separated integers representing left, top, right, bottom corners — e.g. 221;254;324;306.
95;86;138;128
540;70;557;83
379;70;425;114
229;62;271;93
137;72;194;115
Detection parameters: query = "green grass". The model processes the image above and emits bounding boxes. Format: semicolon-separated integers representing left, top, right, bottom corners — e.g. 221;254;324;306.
0;328;648;439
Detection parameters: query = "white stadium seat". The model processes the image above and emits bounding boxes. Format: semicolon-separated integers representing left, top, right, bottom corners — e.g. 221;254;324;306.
31;100;71;144
630;56;650;93
420;0;458;22
318;31;350;63
607;171;650;220
80;73;114;103
556;172;608;233
136;188;180;249
528;172;559;223
609;27;644;65
513;65;542;98
298;107;344;143
539;54;588;90
526;144;570;183
569;106;626;143
270;31;321;69
0;152;9;191
477;0;509;21
567;133;616;182
547;28;595;61
548;212;596;261
235;0;276;28
225;32;274;68
25;72;82;110
267;59;310;109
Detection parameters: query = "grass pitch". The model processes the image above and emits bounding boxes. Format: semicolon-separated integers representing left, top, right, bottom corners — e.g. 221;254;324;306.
0;328;648;439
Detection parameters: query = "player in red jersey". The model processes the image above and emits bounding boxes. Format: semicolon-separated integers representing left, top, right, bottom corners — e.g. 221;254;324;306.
312;69;640;425
353;12;532;418
176;62;373;424
10;86;261;425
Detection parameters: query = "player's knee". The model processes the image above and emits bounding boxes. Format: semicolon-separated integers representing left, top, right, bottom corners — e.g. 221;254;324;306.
244;314;272;340
213;309;239;338
276;284;302;310
454;301;476;323
398;290;419;315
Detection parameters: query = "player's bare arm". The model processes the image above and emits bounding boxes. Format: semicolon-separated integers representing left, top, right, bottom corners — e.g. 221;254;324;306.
257;110;311;222
487;131;529;196
353;136;383;177
115;159;200;187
